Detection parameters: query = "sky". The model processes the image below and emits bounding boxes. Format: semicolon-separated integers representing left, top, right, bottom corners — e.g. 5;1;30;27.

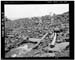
5;4;69;20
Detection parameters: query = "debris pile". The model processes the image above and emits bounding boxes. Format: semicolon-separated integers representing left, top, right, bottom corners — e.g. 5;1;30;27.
5;12;69;57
